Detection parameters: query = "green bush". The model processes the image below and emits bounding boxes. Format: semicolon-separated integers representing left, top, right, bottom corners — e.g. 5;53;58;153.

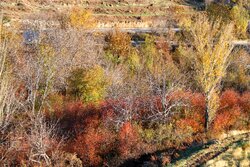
67;66;109;103
141;34;158;72
230;5;249;39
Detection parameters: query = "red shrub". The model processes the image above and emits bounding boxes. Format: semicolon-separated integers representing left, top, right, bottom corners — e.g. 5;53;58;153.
55;101;83;120
74;128;102;166
240;92;250;113
54;101;84;136
212;90;247;133
177;118;203;134
212;106;241;133
65;101;84;114
168;90;192;103
188;93;206;128
72;127;116;166
190;93;205;111
220;90;240;109
118;122;140;159
50;89;249;166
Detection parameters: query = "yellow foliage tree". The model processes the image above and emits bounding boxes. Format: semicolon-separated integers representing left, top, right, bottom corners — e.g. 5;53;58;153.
69;8;96;29
186;14;235;131
141;35;158;72
107;30;131;59
67;65;109;103
230;4;249;39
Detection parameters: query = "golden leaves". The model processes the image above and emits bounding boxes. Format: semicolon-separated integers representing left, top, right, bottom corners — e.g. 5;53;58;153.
69;8;96;29
182;14;235;128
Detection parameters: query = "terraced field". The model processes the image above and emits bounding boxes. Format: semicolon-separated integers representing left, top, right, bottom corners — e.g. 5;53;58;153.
0;0;195;28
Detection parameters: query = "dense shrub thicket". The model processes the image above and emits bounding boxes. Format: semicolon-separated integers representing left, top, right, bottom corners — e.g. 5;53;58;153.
47;90;249;166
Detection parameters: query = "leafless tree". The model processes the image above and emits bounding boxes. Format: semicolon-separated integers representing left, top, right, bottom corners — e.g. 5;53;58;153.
27;113;59;166
106;79;142;130
13;26;105;105
141;69;188;123
0;33;16;132
0;16;20;165
106;65;187;129
2;25;68;165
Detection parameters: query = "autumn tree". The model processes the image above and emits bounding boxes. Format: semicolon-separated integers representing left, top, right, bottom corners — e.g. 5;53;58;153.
230;3;249;39
3;22;68;165
141;35;158;72
106;30;131;60
206;1;249;38
105;30;140;73
67;65;109;103
183;14;234;131
69;8;96;29
224;49;250;91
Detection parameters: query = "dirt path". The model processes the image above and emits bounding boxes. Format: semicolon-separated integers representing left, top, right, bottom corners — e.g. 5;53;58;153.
173;132;250;167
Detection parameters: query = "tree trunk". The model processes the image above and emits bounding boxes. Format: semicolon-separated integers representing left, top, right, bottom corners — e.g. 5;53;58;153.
205;99;209;132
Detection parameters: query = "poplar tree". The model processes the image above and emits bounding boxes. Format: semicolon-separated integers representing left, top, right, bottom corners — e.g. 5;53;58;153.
187;14;234;130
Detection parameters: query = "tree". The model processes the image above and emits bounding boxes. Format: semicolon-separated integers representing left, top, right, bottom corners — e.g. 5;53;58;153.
206;1;249;38
230;3;249;39
105;30;132;63
141;35;158;72
67;65;109;103
0;21;16;131
105;30;140;74
69;8;96;29
0;20;18;165
184;14;234;131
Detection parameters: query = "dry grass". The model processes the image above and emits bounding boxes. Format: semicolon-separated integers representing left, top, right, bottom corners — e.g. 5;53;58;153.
205;141;250;167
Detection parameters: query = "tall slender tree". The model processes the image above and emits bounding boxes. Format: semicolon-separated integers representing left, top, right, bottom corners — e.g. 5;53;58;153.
185;14;235;131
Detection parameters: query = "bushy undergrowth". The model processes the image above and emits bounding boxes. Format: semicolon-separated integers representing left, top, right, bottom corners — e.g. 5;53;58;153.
41;89;250;166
